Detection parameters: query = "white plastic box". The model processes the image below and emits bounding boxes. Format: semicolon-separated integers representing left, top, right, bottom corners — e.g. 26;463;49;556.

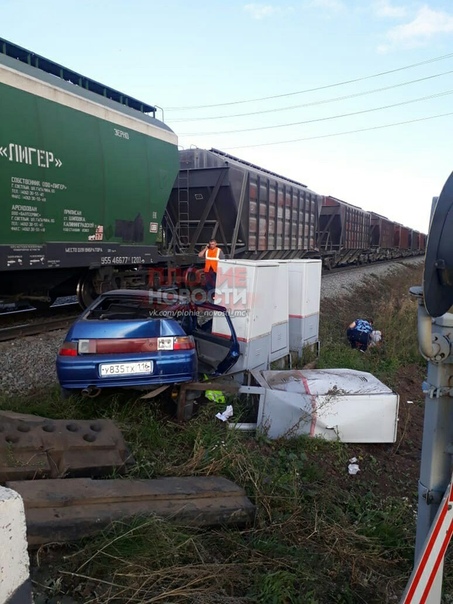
213;260;281;372
286;259;322;354
254;368;399;443
268;261;289;362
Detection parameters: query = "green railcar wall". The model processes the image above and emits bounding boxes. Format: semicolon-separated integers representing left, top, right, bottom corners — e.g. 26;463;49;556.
0;80;179;246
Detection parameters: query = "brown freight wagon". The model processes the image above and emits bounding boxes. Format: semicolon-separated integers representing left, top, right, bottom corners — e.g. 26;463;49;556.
394;224;411;252
370;212;396;260
318;196;371;268
420;233;427;252
410;230;421;251
164;148;323;261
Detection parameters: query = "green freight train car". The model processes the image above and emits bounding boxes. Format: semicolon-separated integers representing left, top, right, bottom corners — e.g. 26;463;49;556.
0;38;179;307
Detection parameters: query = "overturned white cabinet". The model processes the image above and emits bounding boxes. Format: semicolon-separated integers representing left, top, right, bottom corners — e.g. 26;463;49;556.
253;368;399;443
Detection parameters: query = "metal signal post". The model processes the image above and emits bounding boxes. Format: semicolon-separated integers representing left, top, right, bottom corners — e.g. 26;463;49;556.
402;292;453;603
401;173;453;602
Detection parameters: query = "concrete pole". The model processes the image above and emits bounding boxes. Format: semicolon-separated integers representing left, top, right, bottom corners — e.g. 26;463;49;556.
0;486;32;603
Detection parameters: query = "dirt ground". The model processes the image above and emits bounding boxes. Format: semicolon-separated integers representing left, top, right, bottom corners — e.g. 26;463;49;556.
317;363;426;500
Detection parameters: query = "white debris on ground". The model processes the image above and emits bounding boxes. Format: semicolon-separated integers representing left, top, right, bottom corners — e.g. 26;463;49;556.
348;456;361;475
0;258;424;398
215;405;234;422
348;462;360;475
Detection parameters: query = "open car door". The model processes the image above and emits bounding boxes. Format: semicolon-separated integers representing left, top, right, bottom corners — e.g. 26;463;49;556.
188;302;240;376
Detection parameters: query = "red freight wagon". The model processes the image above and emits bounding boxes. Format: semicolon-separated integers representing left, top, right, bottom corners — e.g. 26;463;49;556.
394;224;411;251
411;230;421;251
370;212;395;249
420;233;427;252
318;196;370;266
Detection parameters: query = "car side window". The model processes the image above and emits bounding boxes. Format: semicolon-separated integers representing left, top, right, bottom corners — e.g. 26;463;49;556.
87;298;147;320
195;307;214;333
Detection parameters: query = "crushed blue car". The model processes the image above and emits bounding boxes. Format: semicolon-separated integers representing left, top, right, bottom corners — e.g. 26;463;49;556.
56;289;240;396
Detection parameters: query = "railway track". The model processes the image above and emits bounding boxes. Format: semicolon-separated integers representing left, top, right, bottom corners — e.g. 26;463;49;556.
0;258;423;343
0;303;81;342
321;256;422;275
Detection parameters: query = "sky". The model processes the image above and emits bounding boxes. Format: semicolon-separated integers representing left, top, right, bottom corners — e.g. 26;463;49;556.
2;0;453;234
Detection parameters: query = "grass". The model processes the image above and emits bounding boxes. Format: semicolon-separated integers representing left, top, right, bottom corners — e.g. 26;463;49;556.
317;263;425;386
2;259;441;603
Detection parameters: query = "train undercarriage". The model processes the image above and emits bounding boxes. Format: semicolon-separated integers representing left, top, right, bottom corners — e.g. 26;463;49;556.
0;243;425;311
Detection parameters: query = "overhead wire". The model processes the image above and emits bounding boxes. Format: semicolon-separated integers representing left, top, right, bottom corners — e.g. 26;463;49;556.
170;69;453;123
223;110;453;149
167;51;453;111
180;89;453;136
170;52;453;151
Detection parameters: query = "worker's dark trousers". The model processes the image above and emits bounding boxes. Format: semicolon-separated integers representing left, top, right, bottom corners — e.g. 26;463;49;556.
347;328;370;351
204;268;217;302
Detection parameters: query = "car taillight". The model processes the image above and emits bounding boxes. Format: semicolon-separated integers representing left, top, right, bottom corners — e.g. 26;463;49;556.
58;342;78;356
78;339;96;354
73;336;196;354
173;336;195;350
95;339;156;353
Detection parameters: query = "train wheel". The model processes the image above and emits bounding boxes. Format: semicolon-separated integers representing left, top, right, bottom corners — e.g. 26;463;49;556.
76;273;97;309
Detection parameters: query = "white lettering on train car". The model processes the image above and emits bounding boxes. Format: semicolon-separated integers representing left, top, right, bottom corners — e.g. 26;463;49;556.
114;128;130;139
0;143;62;168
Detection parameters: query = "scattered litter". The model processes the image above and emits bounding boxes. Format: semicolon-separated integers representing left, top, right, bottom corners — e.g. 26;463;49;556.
227;422;257;432
348;463;360;475
369;330;382;346
407;400;414;404
206;390;226;404
216;405;234;422
348;457;360;474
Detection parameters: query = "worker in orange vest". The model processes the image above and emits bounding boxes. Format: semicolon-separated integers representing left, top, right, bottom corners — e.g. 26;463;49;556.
198;239;225;300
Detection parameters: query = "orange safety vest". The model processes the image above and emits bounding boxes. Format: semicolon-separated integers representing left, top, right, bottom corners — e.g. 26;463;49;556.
205;247;221;273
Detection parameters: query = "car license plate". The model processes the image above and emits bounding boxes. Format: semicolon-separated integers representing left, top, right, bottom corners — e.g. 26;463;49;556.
99;361;153;377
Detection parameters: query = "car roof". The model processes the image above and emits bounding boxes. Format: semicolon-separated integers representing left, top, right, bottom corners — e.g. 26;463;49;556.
97;289;228;312
99;289;189;302
101;289;174;297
